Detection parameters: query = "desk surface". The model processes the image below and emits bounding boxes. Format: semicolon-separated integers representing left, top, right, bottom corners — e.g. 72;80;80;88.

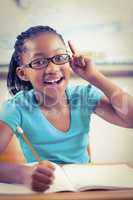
0;163;133;200
0;190;133;200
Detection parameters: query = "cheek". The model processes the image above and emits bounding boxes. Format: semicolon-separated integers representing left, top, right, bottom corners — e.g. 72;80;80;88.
65;67;71;83
63;64;71;78
26;70;42;85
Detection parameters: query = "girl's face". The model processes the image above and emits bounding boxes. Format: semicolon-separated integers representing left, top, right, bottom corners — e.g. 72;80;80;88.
17;33;71;100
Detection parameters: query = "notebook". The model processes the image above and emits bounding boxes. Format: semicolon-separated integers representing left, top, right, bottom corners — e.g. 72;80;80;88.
0;164;133;194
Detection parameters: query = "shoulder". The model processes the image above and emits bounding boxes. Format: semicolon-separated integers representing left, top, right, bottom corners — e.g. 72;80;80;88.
66;84;104;113
0;89;35;132
66;84;89;97
66;84;103;99
0;89;34;112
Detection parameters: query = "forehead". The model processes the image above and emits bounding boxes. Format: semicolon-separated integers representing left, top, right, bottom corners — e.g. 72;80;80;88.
23;33;66;56
21;33;66;64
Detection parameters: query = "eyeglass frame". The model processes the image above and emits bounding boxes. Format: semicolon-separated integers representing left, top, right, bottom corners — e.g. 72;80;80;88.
21;53;71;69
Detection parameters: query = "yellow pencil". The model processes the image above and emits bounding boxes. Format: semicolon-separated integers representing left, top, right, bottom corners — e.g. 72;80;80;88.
17;127;41;163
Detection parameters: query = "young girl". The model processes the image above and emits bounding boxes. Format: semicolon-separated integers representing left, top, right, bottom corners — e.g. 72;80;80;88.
0;25;133;192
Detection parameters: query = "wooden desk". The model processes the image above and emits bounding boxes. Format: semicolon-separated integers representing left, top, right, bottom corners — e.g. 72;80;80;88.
0;164;133;200
0;189;133;200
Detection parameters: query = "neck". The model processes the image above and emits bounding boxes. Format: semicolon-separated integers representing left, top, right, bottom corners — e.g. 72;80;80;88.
34;91;68;111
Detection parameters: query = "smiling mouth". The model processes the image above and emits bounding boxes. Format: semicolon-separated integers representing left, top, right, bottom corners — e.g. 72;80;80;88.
43;76;65;85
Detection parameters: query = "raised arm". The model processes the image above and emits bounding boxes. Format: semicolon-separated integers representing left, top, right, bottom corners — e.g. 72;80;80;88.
68;41;133;128
90;72;133;128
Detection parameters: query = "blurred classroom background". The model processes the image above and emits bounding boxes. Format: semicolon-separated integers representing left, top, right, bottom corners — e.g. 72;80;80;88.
0;0;133;163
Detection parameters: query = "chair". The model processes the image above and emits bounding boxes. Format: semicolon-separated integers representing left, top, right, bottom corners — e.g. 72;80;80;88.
0;135;26;164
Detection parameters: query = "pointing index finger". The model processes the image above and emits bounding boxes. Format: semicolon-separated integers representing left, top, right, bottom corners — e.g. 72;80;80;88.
68;40;78;55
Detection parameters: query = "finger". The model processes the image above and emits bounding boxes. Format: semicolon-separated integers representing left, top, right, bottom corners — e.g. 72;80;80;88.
80;56;86;66
37;167;54;177
71;55;86;68
32;179;50;192
76;55;86;67
68;40;78;55
84;57;94;66
39;161;55;171
32;171;53;184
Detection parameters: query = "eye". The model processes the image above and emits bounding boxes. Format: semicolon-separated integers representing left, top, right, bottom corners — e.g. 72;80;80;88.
54;55;64;62
54;54;69;63
32;58;48;67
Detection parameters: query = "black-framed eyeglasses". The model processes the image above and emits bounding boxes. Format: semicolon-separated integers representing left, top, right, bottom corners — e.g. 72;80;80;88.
22;54;71;69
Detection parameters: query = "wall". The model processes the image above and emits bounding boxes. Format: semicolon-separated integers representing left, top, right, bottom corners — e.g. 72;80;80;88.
0;0;133;63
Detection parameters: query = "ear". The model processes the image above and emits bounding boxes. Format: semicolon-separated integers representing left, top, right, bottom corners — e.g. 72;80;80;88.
16;67;29;81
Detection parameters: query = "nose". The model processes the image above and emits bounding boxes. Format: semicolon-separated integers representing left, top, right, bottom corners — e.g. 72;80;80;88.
45;61;60;74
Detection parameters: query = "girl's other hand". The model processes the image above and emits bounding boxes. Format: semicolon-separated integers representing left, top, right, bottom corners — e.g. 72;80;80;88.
21;160;55;192
68;40;99;82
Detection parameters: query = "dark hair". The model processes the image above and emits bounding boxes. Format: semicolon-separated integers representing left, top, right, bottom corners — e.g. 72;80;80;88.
7;25;65;95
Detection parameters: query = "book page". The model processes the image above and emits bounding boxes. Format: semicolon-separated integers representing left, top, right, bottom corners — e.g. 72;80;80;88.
46;163;75;193
63;164;133;191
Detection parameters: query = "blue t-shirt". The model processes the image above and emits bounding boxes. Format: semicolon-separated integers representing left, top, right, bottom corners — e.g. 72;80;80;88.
0;84;103;164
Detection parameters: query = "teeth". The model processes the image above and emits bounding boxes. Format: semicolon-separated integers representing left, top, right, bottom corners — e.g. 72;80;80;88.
44;77;63;84
48;78;60;83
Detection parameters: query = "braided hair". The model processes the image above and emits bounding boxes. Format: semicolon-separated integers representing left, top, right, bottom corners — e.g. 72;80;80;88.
7;25;65;95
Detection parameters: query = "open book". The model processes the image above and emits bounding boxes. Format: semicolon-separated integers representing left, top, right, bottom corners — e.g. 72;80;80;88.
0;164;133;194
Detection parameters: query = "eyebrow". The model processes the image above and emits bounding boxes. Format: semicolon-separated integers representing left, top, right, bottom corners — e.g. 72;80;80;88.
33;48;67;57
54;48;67;52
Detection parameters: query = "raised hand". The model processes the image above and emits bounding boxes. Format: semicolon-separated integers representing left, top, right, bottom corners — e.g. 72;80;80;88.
21;160;55;192
68;40;98;82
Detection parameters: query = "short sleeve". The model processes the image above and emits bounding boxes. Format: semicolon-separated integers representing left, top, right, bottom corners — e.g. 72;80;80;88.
67;84;104;116
86;84;103;113
0;100;21;133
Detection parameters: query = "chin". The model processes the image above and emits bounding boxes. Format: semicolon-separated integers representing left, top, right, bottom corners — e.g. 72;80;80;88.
43;79;67;97
43;84;65;99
